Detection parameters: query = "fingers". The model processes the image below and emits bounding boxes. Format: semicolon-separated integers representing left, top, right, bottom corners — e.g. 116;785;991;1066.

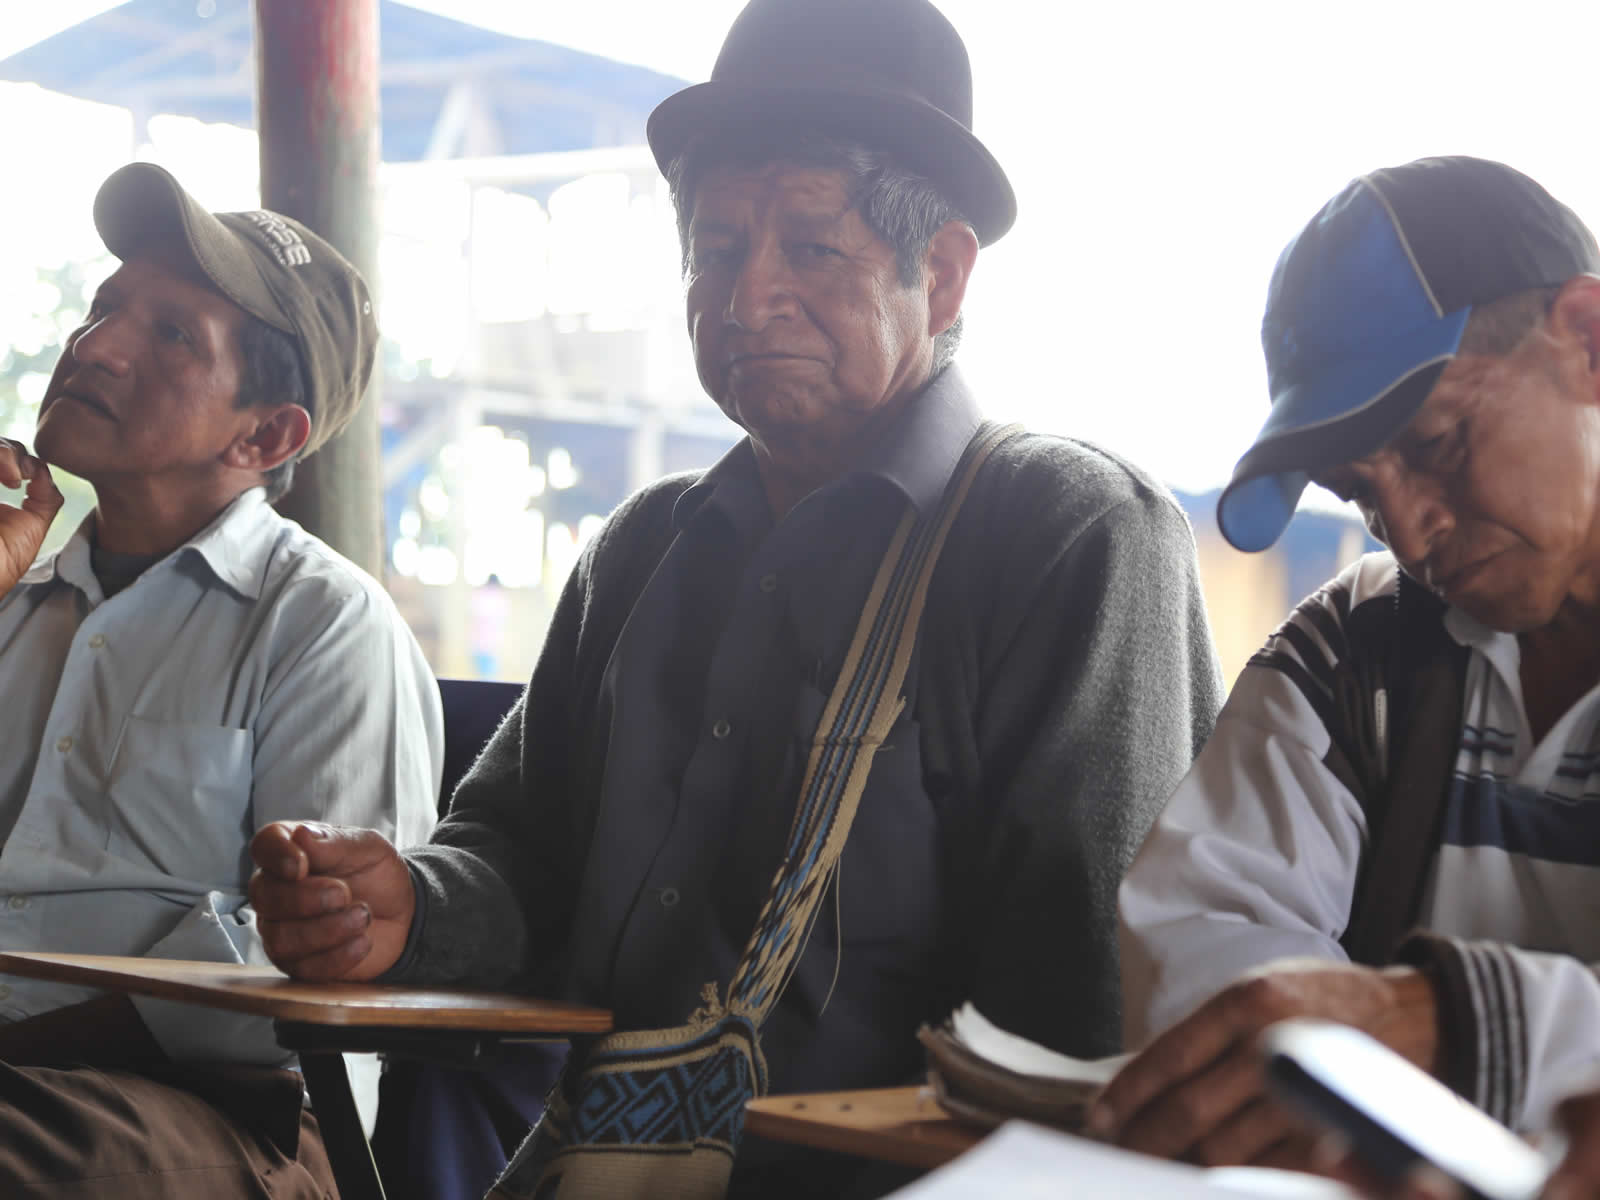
0;440;61;511
247;823;390;927
1115;1043;1263;1160
249;821;396;882
289;822;399;879
22;464;63;519
250;821;309;881
1094;984;1264;1138
257;903;376;981
0;439;45;479
0;439;30;489
0;442;19;490
275;938;380;984
1190;1096;1303;1168
249;872;352;919
249;821;414;981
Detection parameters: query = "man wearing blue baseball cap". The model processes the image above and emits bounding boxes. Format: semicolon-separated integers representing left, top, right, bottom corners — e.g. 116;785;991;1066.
1099;156;1600;1168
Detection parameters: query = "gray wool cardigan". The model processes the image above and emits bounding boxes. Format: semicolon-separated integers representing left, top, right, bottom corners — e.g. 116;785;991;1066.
393;413;1222;1066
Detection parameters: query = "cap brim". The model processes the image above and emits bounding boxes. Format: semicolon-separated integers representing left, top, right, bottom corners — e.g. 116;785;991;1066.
1217;306;1469;552
93;163;294;336
647;82;1016;245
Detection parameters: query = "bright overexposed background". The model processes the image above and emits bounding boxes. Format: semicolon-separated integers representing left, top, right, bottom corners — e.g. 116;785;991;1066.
393;0;1600;495
4;0;1596;681
8;0;1600;496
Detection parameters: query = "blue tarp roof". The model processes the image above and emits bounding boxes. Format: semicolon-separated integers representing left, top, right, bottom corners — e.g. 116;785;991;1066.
0;0;688;160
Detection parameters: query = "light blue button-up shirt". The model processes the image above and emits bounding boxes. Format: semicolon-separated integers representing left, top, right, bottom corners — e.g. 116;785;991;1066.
0;486;441;1069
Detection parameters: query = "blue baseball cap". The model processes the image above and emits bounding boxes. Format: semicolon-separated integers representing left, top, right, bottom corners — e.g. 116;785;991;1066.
1218;156;1600;552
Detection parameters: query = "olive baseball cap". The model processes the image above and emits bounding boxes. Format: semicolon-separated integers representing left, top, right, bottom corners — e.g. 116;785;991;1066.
91;162;378;459
1218;155;1600;552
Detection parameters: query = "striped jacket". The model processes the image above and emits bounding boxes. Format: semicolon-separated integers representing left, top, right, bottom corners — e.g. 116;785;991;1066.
1122;552;1600;1131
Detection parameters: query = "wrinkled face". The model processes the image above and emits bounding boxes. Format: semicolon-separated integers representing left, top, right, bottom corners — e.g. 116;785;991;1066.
685;163;933;476
1313;330;1600;632
34;245;251;487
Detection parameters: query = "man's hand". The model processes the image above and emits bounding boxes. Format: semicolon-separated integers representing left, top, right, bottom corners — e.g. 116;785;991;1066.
1089;960;1440;1169
0;438;63;597
248;822;416;981
1544;1090;1600;1199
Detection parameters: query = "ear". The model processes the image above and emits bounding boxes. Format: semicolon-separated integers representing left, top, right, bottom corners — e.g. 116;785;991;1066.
222;404;311;474
923;219;980;339
1548;274;1600;376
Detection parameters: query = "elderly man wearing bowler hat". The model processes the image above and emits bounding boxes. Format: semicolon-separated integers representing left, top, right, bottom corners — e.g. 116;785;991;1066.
1100;156;1600;1174
0;163;441;1196
250;0;1220;1194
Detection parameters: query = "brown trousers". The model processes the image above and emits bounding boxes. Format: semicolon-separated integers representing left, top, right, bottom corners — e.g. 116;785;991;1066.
0;1061;338;1198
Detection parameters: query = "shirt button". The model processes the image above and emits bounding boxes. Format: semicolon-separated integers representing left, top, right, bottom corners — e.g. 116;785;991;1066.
659;888;680;908
56;736;73;754
8;896;27;911
711;719;731;740
88;634;107;649
759;573;778;593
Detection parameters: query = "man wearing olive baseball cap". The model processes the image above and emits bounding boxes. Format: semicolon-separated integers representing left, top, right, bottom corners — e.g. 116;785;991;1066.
1106;157;1600;1170
0;162;440;1196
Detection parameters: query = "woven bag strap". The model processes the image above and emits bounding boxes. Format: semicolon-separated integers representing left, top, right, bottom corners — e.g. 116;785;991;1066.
728;421;1021;1024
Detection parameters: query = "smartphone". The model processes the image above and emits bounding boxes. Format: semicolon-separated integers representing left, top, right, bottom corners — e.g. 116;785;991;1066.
1259;1019;1551;1200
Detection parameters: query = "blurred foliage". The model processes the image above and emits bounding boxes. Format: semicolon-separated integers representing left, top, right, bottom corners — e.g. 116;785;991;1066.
0;260;106;558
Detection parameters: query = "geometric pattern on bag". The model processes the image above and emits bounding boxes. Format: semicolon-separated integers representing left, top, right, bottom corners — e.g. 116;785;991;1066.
568;1013;761;1149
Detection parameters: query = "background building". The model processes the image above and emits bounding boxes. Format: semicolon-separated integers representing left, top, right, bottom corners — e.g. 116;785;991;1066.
0;0;1377;688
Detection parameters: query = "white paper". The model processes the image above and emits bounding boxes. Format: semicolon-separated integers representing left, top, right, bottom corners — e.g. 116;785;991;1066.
885;1123;1357;1200
949;1003;1132;1085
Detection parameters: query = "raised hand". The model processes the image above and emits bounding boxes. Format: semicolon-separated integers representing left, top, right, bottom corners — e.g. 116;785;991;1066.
0;439;64;597
248;822;417;982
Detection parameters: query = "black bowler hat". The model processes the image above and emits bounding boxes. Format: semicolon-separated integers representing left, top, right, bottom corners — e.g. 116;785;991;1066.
647;0;1016;245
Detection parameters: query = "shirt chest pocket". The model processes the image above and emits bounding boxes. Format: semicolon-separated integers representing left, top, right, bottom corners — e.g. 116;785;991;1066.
107;716;254;884
788;684;941;955
834;715;942;954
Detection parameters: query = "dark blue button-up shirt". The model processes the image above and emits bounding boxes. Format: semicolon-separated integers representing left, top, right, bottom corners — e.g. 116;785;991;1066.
562;375;983;1097
406;360;1224;1192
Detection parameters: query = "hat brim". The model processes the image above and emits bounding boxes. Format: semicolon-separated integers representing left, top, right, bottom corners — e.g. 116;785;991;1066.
93;163;294;338
1216;306;1469;552
647;81;1016;245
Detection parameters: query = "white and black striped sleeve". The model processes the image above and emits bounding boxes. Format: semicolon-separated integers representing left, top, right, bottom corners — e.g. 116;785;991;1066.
1399;932;1600;1131
1119;556;1398;1046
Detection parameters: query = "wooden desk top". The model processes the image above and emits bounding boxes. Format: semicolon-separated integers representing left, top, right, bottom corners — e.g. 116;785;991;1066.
0;952;612;1034
745;1085;981;1171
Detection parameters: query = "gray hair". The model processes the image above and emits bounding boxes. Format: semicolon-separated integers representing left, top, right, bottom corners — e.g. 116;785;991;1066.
665;129;971;373
1458;285;1562;357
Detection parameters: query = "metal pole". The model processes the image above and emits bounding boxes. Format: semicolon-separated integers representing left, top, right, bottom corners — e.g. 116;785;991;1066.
254;0;385;578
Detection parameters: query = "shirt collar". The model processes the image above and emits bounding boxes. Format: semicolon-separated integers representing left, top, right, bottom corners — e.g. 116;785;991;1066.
672;438;762;533
1443;602;1525;689
24;513;97;596
671;366;984;532
25;488;279;603
179;488;280;599
867;366;984;514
